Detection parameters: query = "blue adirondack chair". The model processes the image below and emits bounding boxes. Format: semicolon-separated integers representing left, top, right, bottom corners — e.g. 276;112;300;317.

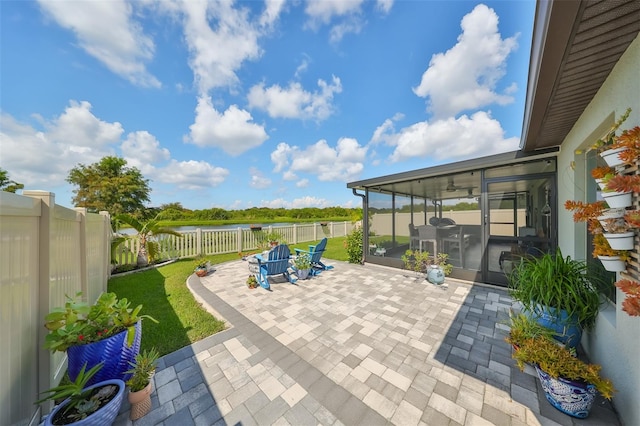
255;244;297;290
294;237;334;275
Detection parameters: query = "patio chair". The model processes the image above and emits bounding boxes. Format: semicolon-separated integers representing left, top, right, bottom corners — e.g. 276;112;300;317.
256;244;297;290
441;225;470;268
295;237;334;275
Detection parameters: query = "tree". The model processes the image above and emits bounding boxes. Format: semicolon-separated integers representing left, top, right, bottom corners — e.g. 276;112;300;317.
115;213;182;266
67;156;150;216
0;168;24;193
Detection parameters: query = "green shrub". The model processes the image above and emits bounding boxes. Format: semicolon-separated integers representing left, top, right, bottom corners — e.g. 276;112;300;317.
344;226;364;264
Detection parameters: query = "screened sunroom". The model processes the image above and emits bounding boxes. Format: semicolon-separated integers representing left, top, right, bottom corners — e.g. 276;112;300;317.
347;148;559;286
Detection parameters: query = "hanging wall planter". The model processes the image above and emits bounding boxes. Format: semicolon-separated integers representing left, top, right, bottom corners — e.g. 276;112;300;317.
603;232;635;250
600;147;626;167
597;255;626;272
601;190;632;209
597;208;626;228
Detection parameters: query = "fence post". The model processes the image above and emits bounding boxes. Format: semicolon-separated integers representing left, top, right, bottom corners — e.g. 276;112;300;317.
196;228;202;256
237;227;243;254
100;211;111;282
74;208;89;300
22;190;54;415
293;224;298;244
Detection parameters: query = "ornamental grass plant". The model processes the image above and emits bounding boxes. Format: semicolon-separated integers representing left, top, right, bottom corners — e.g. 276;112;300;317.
507;248;603;330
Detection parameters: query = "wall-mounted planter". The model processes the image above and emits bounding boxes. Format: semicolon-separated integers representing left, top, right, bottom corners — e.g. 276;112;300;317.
603;232;635;250
597;255;626;272
600;147;626;167
601;190;632;208
595;178;608;191
597;208;626;228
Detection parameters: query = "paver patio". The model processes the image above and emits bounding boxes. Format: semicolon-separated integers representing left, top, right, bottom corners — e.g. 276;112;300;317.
113;259;620;426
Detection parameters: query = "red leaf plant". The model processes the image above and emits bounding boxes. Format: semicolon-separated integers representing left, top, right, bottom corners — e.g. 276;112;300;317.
564;200;606;233
615;279;640;316
604;174;640;194
610;125;640;165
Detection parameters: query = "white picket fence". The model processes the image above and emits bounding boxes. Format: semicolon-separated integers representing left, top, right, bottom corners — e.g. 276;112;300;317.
114;222;355;266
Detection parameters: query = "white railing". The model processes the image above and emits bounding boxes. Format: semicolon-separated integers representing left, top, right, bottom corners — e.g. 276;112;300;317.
0;191;111;426
115;221;355;265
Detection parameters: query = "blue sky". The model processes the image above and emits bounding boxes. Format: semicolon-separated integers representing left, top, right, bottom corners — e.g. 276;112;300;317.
1;0;535;211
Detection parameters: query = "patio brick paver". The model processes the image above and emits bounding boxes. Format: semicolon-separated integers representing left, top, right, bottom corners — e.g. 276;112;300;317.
112;260;621;426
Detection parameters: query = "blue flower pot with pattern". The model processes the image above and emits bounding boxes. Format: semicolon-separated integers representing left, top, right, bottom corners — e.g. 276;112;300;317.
535;365;596;418
67;321;141;386
44;379;125;426
528;306;582;349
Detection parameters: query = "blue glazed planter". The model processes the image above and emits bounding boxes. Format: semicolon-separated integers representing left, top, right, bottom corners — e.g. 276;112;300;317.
535;365;596;418
528;306;582;349
44;379;125;426
426;266;445;285
67;321;141;386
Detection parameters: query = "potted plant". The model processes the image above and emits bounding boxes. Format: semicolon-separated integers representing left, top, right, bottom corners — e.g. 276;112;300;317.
125;348;159;420
504;311;559;351
293;252;312;280
37;363;126;426
246;275;259;289
592;234;629;272
601;174;640;208
584;107;631;167
590;166;615;190
512;336;615;418
615;279;640;316
194;258;209;277
507;248;603;348
44;292;157;386
608;124;640;166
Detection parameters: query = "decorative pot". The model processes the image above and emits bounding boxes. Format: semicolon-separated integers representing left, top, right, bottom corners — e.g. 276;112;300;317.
600;147;626;167
535;365;596;419
44;379;125;426
529;306;582;349
603;232;635;250
597;208;626;228
296;269;311;280
426;265;445;285
67;321;142;386
128;382;153;420
195;268;207;277
601;190;632;208
597;255;626;272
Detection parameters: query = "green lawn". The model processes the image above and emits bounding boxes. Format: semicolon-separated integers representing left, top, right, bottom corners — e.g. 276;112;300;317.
108;238;350;356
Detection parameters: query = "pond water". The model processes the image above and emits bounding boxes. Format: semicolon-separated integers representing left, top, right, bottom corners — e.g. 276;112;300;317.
117;223;296;235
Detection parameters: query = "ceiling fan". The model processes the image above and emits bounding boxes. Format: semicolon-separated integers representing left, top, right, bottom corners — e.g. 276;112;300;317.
445;177;464;192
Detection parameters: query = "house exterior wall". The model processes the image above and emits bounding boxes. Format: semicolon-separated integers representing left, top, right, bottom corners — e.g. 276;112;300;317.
555;35;640;426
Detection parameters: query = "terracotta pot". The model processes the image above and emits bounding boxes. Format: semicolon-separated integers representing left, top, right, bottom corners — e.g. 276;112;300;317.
128;382;153;420
195;268;207;277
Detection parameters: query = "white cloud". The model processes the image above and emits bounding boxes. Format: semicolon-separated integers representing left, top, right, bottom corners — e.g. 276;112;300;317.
37;0;159;88
413;4;518;118
304;0;369;43
387;111;519;163
48;100;124;147
376;0;394;14
260;0;286;28
271;137;367;182
248;76;342;121
249;167;272;189
370;113;404;145
0;103;121;189
296;178;309;188
121;131;170;174
155;159;229;190
304;0;364;25
283;170;298;181
294;55;311;79
177;1;265;94
187;96;268;156
260;196;331;208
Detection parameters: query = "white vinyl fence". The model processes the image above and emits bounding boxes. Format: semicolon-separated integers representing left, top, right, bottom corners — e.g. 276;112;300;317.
0;191;111;426
114;221;355;266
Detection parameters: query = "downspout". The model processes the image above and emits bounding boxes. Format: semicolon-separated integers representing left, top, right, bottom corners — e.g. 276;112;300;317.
352;188;367;264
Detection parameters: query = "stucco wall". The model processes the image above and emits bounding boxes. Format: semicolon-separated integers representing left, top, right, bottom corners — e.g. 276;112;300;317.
556;35;639;426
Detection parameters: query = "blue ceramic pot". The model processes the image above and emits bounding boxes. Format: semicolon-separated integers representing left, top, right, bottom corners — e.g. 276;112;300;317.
44;379;125;426
535;365;596;418
529;306;582;349
426;266;445;285
67;321;141;386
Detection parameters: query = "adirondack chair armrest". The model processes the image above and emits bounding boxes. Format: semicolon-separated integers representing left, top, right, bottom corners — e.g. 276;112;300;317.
295;248;311;256
308;245;317;252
